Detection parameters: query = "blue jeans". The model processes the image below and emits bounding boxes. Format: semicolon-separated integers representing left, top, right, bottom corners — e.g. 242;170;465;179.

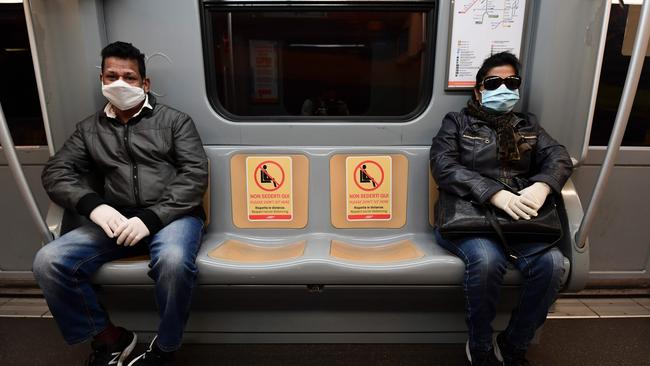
33;215;203;352
434;229;566;353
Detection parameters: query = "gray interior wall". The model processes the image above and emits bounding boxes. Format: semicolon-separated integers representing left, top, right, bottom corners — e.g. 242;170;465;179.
99;285;523;344
28;0;107;149
0;0;106;276
573;148;650;283
4;0;648;285
96;0;603;152
0;163;49;271
525;0;608;160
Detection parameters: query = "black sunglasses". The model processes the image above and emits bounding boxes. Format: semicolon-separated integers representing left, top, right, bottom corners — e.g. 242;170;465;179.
481;75;522;91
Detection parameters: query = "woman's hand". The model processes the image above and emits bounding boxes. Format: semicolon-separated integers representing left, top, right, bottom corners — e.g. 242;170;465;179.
490;190;538;220
518;182;551;211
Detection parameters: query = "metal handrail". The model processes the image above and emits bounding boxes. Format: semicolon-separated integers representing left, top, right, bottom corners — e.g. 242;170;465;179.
0;103;53;244
576;0;650;249
23;0;55;157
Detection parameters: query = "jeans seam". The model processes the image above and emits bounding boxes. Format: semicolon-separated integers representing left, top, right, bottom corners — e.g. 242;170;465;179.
73;275;99;338
477;238;506;351
504;252;533;346
65;324;111;345
148;215;203;352
70;247;116;275
156;341;181;353
454;244;475;348
535;250;564;324
70;247;117;338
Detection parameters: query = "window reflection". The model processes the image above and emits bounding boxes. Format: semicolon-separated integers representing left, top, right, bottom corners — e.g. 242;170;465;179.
206;9;431;119
591;4;650;146
0;4;46;146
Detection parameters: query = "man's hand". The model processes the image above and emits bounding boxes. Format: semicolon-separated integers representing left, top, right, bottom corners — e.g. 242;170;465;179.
114;217;150;246
518;182;551;211
89;204;127;238
490;190;538;220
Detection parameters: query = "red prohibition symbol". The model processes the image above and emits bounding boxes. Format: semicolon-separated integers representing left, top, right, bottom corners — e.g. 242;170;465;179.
254;160;285;191
353;160;384;191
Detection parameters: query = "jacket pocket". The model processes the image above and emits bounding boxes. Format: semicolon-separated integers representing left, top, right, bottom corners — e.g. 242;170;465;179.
459;133;491;168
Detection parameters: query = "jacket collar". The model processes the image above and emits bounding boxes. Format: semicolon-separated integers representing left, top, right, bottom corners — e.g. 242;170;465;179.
100;93;157;124
462;108;526;128
510;113;526;127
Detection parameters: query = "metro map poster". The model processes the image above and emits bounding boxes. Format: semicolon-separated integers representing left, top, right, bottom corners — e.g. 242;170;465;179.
447;0;528;89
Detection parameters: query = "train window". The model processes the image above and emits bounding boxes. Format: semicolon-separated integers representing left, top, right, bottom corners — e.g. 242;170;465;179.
0;3;46;146
201;3;435;121
590;3;650;146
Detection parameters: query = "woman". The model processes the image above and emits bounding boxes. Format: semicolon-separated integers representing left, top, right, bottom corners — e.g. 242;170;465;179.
429;52;573;366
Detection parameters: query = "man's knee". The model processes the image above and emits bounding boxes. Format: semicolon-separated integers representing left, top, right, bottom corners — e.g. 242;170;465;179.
33;244;63;282
150;246;197;280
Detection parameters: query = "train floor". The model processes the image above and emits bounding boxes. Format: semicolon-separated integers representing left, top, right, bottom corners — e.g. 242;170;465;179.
1;293;649;366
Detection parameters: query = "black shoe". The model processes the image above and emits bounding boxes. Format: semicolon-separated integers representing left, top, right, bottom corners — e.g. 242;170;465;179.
495;333;533;366
127;336;174;366
86;327;137;366
466;340;503;366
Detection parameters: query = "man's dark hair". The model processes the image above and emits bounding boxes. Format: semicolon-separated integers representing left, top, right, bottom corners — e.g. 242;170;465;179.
474;51;520;92
101;41;146;78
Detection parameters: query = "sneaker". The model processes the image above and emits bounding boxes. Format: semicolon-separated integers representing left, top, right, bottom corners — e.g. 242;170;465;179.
127;336;174;366
496;333;533;366
465;340;503;366
86;327;137;366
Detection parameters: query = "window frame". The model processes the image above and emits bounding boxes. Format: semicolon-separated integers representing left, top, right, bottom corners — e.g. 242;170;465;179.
199;0;438;122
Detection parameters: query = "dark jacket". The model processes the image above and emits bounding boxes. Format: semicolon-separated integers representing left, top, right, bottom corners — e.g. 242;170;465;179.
429;108;573;204
42;94;209;234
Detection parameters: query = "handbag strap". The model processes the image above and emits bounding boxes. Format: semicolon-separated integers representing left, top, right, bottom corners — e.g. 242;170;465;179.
484;206;519;261
483;204;562;262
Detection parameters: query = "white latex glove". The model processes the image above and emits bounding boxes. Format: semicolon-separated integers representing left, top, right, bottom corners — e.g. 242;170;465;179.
518;182;551;211
490;190;538;220
114;217;150;246
89;204;127;238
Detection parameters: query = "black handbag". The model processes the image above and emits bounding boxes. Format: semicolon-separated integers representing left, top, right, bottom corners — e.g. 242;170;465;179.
435;187;563;261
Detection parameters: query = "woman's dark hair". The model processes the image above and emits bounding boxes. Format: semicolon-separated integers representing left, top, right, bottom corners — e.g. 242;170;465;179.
101;41;146;78
474;51;521;94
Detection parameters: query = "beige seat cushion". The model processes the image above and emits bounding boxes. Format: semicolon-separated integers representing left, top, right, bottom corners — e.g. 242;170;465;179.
330;239;424;264
208;240;306;263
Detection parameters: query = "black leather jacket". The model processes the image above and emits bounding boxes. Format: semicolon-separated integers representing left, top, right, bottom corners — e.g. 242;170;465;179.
42;94;208;234
429;108;573;204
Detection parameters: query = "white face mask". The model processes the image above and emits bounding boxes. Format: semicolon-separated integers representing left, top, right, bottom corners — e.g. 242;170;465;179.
101;79;146;111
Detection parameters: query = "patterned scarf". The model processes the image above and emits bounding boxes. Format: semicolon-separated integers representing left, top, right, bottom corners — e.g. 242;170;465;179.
466;99;530;162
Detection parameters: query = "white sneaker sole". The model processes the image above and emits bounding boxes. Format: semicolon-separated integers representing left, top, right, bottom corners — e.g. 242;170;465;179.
127;335;159;366
127;352;146;366
493;333;504;362
118;333;138;366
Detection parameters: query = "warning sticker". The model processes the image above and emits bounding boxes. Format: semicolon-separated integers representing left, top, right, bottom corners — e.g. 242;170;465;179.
246;156;293;221
345;156;392;221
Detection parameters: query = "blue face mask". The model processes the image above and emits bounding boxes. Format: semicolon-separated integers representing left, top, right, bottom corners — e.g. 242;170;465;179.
480;84;520;113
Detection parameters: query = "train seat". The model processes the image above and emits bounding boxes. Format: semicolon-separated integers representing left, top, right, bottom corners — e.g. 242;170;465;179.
83;146;585;291
94;233;568;285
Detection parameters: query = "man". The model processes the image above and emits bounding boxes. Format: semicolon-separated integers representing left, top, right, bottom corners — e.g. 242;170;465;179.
33;41;208;366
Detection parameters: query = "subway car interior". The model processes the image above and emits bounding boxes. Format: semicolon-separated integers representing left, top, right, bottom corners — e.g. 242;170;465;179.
0;0;649;365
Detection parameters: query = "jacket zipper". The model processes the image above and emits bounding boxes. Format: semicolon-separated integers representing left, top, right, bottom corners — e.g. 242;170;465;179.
519;133;538;141
462;134;490;143
123;124;141;206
